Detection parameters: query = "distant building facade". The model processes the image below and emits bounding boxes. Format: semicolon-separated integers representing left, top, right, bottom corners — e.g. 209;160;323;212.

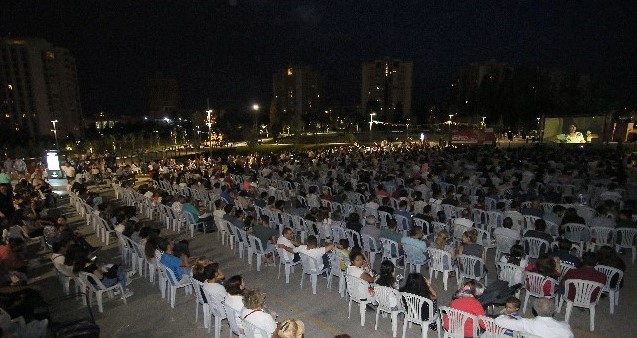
0;37;83;139
147;72;179;119
272;65;324;124
361;58;413;123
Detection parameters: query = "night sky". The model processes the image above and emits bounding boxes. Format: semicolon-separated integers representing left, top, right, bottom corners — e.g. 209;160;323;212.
2;0;636;116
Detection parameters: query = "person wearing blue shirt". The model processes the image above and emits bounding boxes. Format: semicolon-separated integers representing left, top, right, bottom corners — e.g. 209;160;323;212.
158;238;189;281
401;227;428;265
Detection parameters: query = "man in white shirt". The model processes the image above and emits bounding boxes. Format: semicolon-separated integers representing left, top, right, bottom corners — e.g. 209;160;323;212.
276;227;300;262
495;298;574;338
293;235;335;271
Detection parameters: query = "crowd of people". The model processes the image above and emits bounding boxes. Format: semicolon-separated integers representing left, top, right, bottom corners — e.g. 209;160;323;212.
1;141;635;337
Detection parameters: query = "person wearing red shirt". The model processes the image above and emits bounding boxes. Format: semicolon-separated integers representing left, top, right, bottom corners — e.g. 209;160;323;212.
443;280;486;337
561;252;606;302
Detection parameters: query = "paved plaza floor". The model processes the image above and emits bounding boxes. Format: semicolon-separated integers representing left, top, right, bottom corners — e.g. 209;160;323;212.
29;184;637;338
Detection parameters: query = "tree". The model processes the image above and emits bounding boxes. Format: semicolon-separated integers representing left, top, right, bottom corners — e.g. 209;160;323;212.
269;100;284;138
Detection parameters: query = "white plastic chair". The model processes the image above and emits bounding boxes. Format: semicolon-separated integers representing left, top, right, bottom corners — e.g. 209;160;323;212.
223;302;242;337
403;243;426;273
276;247;300;283
564;223;589;247
299;252;327;294
615;227;637;264
346;275;371;326
438;306;478;338
427;248;454;291
159;263;192;308
248;235;274;272
191;278;211;329
203;289;229;337
523;237;551;259
379;238;402;267
479;315;510;338
560;279;604;331
401;292;439;338
183;212;203;238
242;318;271;338
374;285;403;337
327;251;349;297
558;263;576;284
594;265;623;314
523;272;557;313
361;234;382;267
496;262;523;293
78;271;127;313
456;254;487;287
588;226;616;251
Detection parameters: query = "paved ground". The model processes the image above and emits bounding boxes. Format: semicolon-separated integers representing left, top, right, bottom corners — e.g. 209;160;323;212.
27;184;637;338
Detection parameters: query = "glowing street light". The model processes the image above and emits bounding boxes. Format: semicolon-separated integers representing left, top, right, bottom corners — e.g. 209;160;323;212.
252;104;260;130
51;120;59;151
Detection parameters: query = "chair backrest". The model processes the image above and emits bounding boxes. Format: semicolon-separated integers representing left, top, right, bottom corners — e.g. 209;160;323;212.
190;277;206;305
379;238;400;259
413;218;430;235
427;248;453;272
564;279;604;306
439;306;478;338
564;223;589;242
360;234;379;253
374;285;402;313
479;315;510;338
223;302;241;336
78;271;109;292
299;252;323;274
594;265;623;292
523;237;551;259
524;272;556;297
559;263;576;283
431;221;448;234
346;274;369;301
345;229;361;248
402;292;436;324
242;318;272;338
403;243;426;265
248;235;266;254
589;226;615;246
496;262;523;286
616;227;637;248
394;214;411;232
456;254;486;279
202;287;227;319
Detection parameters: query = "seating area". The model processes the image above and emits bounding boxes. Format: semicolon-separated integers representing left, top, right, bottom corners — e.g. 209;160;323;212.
4;143;637;337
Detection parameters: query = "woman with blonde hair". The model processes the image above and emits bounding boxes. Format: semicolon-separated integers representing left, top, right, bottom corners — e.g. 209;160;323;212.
274;319;305;338
433;229;455;270
240;289;277;337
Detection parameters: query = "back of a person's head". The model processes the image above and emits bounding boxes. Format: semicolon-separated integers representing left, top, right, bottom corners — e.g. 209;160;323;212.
503;217;513;229
534;219;546;232
533;297;555;317
582;251;598;266
275;319;305;338
306;235;318;247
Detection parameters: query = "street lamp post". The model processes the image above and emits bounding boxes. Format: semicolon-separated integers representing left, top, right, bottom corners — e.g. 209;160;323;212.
51;120;59;151
369;113;376;142
448;114;454;146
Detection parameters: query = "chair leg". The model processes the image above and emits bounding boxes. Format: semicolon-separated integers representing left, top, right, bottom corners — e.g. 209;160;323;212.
359;303;366;326
391;312;398;337
96;291;104;313
564;302;573;322
523;293;530;313
374;308;380;331
311;275;317;294
590;307;595;331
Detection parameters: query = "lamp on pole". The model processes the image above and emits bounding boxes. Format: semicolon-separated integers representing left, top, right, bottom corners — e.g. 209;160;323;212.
51;120;59;151
369;112;376;141
252;104;260;130
448;114;454;146
482;116;486;127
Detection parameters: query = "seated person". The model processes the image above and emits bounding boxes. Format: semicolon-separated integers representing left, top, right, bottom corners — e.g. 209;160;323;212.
240;289;277;337
293;235;335;272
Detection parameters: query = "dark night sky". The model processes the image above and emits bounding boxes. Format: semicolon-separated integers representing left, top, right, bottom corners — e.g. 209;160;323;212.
2;0;636;116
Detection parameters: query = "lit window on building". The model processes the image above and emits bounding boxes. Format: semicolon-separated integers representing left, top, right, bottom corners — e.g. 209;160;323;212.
287;68;293;76
46;51;55;60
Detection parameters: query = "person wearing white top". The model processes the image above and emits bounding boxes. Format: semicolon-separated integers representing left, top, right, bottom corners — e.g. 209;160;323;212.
240;289;277;338
201;263;227;305
495;298;574;338
293;235;335;271
276;227;300;262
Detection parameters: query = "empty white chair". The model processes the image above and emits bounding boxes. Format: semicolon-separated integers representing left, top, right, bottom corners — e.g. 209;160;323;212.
248;235;274;272
594;265;623;314
401;292;439;338
523;272;557;313
560;279;604;331
427;248;454;291
374;285;403;337
78;272;127;313
299;252;327;294
456;254;487;287
346;275;371;326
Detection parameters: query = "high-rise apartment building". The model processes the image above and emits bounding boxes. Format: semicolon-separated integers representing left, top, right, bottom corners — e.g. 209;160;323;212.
272;65;324;123
0;37;83;140
361;58;413;123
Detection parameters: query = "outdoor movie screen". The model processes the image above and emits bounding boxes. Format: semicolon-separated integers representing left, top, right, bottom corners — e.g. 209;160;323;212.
543;116;605;143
